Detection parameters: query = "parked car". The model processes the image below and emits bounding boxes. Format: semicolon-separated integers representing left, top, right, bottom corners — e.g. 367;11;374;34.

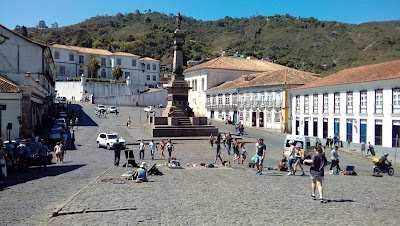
55;96;67;103
95;105;106;112
108;106;117;113
96;133;126;150
2;140;53;166
283;135;321;159
55;118;67;128
144;106;155;113
49;128;63;141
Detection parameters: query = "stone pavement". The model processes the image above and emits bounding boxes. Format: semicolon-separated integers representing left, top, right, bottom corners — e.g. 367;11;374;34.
1;103;400;225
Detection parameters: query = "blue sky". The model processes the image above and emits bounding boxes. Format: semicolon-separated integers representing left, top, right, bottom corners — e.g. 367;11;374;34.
1;0;400;29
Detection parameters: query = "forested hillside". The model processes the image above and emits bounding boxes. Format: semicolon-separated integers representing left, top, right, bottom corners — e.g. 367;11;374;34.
15;11;400;75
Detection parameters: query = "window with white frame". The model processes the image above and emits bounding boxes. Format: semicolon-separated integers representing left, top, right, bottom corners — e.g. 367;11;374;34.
240;94;245;104
346;92;353;114
225;95;230;106
101;58;106;67
260;93;265;105
252;93;258;104
334;93;340;114
201;78;205;91
296;96;300;114
146;64;150;70
313;94;318;113
360;91;367;114
117;58;121;65
218;95;223;105
276;92;281;106
101;69;106;78
153;75;156;81
375;89;383;114
232;94;238;105
239;111;244;121
304;95;309;114
393;88;400;114
132;59;137;67
206;96;210;105
125;72;130;79
323;93;329;114
245;93;250;103
152;64;156;70
212;95;216;105
54;51;60;59
146;75;150;80
69;53;74;61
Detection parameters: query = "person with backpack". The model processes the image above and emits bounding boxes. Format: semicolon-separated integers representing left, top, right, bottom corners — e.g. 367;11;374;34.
303;146;328;203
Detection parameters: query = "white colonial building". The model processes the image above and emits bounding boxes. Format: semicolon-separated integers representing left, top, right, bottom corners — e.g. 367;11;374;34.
49;44;160;86
205;69;319;132
184;56;288;117
289;60;400;148
0;24;57;140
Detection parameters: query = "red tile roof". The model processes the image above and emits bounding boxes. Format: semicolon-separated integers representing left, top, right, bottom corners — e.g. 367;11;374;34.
184;56;288;73
140;57;159;62
293;59;400;90
207;69;319;91
0;76;19;93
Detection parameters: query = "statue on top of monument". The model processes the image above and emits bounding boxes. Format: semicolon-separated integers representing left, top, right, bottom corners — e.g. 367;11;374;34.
176;12;182;30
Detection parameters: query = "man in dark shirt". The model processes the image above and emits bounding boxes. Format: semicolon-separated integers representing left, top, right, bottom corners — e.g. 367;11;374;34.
113;139;121;166
255;138;266;175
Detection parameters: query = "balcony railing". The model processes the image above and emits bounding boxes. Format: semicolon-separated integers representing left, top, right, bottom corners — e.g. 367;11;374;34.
392;104;400;115
206;104;238;109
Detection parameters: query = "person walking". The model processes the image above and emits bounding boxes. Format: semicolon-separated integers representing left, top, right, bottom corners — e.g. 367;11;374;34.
286;141;297;175
159;139;165;160
232;138;240;164
303;146;327;203
213;140;223;164
54;142;62;163
75;117;79;129
330;146;341;173
113;139;122;166
226;132;232;155
71;130;75;146
139;139;146;160
255;138;266;175
209;134;214;148
149;139;158;160
60;141;67;163
293;145;305;176
37;140;50;169
166;139;175;163
127;117;131;128
240;142;248;164
360;141;366;156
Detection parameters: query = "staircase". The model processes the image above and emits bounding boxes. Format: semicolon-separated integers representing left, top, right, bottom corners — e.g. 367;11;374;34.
178;117;192;126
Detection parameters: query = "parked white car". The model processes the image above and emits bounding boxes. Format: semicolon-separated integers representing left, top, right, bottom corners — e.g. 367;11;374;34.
95;105;106;112
96;133;126;149
144;106;155;113
108;106;117;113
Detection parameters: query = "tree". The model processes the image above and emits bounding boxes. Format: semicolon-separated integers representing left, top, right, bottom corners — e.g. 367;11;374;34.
148;9;151;13
51;22;59;28
112;65;123;80
37;20;48;29
87;55;100;78
21;26;28;37
135;9;140;15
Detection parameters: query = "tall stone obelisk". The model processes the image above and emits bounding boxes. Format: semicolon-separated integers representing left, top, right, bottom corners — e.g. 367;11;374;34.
162;13;191;117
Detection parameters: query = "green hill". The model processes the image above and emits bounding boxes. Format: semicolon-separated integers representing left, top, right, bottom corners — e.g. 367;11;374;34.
18;12;400;76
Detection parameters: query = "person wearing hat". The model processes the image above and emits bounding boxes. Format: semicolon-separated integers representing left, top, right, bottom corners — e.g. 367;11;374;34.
134;162;148;182
286;140;296;175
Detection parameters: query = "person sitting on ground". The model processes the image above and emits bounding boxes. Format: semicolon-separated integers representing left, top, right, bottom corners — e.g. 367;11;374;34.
134;162;148;182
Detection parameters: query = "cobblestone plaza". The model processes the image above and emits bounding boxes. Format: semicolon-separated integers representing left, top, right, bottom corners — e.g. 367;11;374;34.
1;103;400;225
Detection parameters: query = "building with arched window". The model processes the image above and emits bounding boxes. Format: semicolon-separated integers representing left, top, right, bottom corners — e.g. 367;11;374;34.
184;56;289;117
205;69;319;132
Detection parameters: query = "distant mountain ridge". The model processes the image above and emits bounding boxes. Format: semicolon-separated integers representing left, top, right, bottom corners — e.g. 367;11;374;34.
17;12;400;76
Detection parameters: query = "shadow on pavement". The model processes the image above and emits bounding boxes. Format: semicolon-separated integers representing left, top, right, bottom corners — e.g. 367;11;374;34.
78;109;98;127
0;164;86;191
326;199;355;203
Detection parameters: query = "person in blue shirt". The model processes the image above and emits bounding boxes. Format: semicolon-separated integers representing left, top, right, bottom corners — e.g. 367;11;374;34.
135;162;148;182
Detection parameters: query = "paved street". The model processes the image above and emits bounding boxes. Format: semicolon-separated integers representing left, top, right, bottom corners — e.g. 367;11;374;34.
1;103;400;225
